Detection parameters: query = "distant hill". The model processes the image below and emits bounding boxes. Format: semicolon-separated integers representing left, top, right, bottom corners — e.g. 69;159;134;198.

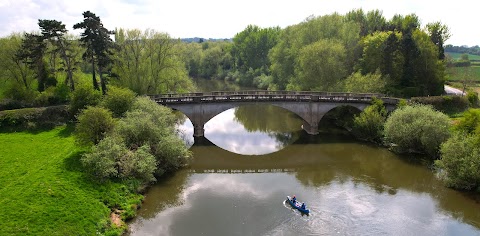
181;37;232;43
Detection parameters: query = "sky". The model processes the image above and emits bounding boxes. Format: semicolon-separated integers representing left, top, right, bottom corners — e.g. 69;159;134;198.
0;0;478;46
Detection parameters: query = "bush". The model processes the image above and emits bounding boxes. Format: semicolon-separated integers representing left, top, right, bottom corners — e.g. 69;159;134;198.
69;86;102;117
131;96;176;127
352;98;387;143
435;133;480;190
0;105;69;129
410;95;468;114
75;106;115;146
101;86;136;118
115;99;191;177
466;91;479;108
456;109;480;134
81;136;157;182
384;104;451;157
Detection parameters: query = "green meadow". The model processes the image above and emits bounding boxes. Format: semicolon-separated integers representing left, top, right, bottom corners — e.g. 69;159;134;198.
0;126;142;235
446;52;480;61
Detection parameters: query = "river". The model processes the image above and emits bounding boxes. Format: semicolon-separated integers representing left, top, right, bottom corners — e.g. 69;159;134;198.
128;101;480;236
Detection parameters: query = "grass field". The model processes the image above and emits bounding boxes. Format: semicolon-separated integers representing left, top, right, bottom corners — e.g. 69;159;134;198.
0;126;142;235
446;52;480;61
446;66;480;82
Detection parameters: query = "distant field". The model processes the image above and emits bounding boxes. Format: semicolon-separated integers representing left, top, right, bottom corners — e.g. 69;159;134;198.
446;52;480;61
447;66;480;82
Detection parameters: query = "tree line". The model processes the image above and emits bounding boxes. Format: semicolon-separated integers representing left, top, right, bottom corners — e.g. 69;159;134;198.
184;10;450;97
0;9;452;109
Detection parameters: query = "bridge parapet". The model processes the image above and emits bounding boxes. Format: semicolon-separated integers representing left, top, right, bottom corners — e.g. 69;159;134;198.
150;90;399;105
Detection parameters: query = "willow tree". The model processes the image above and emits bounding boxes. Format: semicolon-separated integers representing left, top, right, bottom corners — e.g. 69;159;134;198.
0;34;35;91
113;29;193;94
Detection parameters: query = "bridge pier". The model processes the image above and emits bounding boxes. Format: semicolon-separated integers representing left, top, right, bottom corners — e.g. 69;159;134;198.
193;123;205;137
302;121;319;135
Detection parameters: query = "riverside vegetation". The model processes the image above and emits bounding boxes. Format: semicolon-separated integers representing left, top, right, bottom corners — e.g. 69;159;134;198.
1;8;480;236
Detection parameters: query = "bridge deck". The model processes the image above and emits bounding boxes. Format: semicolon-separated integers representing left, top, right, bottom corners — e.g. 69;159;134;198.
150;90;399;105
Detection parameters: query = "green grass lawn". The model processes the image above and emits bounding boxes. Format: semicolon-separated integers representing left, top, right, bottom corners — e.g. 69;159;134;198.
0;126;141;235
446;52;480;61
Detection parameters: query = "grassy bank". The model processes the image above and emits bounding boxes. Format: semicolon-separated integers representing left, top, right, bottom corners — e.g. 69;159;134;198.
0;125;142;235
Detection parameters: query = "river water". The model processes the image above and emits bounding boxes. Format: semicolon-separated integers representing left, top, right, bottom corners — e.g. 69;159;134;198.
128;104;480;236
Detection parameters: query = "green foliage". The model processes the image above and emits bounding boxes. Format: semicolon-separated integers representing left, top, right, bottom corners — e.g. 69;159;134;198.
290;39;347;91
410;95;468;114
352;98;387;142
233;25;280;73
69;85;102;116
75;106;115;146
466;91;479;107
81;136;157;182
113;29;194;94
455;109;480;134
269;13;361;90
344;70;385;93
436;133;480;190
384;104;451;157
0;105;69;129
114;96;191;177
101;86;136;117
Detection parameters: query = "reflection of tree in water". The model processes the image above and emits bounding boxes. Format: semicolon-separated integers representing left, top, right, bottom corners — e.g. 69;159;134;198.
234;105;303;148
136;169;190;219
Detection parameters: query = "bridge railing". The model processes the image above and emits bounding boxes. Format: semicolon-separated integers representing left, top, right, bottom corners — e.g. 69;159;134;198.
149;91;399;105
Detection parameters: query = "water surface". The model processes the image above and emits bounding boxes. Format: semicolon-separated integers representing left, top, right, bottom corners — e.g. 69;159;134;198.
129;105;480;236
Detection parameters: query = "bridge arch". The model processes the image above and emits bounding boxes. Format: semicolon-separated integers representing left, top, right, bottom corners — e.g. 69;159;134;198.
152;91;398;137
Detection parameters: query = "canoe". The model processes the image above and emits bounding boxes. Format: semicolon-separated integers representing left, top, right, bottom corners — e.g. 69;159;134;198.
286;196;310;214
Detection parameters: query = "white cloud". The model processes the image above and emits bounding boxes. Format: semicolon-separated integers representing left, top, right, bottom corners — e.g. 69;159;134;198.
1;0;477;45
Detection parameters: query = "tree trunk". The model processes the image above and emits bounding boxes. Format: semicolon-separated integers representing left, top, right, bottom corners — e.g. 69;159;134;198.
91;54;99;90
99;66;107;95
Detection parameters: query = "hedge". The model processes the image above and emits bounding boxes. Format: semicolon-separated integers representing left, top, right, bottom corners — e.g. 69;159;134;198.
410;95;468;114
0;105;70;129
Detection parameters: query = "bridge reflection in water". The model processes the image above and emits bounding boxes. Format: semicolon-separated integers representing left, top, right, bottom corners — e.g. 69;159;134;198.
151;91;399;136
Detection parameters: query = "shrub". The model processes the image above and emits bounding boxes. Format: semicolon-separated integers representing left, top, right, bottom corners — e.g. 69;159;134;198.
115;99;191;177
352;98;387;143
384;104;451;157
69;86;102;117
75;106;115;146
410;95;468;114
455;109;480;134
435;133;480;190
466;91;479;108
131;96;176;127
81;136;157;182
0;105;69;128
100;86;136;118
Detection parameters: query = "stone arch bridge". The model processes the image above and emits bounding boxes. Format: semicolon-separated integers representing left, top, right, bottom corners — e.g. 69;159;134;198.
150;91;400;137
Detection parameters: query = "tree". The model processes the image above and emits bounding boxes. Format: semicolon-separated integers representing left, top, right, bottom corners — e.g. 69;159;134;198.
435;133;480;190
290;39;347;91
74;11;115;94
233;25;280;73
426;22;450;60
75;106;115;146
0;34;35;91
352;98;387;143
344;70;385;93
112;29;193;94
39;19;81;90
15;33;49;92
